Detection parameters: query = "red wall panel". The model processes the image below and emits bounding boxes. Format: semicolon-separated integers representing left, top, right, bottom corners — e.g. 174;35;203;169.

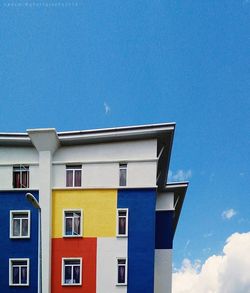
51;238;97;293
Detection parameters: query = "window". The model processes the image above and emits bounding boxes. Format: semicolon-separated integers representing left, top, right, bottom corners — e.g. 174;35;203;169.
10;211;30;238
117;258;127;285
117;209;128;237
62;258;82;285
63;210;82;237
66;165;82;187
9;258;29;286
119;163;127;186
13;165;29;188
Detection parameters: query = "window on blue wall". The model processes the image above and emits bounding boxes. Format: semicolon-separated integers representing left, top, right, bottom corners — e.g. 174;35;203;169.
116;258;127;285
119;163;127;186
63;210;82;237
117;209;128;237
13;165;29;188
66;165;82;187
62;258;82;286
10;211;30;238
9;259;29;286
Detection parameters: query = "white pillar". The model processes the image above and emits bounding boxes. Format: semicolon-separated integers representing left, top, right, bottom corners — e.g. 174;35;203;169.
27;129;60;293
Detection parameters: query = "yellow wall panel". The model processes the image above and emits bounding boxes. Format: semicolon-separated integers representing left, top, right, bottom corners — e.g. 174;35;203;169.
52;189;117;238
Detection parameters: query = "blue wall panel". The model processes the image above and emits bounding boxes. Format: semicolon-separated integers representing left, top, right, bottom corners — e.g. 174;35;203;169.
118;189;156;293
155;211;173;249
0;191;38;292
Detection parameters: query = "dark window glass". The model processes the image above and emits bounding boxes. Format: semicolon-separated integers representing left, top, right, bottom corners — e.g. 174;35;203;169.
13;219;20;236
119;164;127;186
65;218;73;235
66;170;73;187
22;219;28;236
73;265;80;283
118;265;126;284
119;217;126;235
21;267;27;284
74;170;81;187
65;266;72;283
12;267;19;284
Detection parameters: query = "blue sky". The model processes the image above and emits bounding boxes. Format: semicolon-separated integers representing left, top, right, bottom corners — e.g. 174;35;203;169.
0;0;249;269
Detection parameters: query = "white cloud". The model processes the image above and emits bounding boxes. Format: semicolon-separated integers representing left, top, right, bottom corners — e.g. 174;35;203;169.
168;169;192;182
222;209;237;220
173;232;250;293
104;102;111;114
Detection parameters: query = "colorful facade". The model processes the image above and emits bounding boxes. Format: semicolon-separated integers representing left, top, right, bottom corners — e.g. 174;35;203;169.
0;123;188;293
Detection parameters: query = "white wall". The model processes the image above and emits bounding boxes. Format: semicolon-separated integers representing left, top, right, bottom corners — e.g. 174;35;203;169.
0;147;38;164
53;140;157;162
97;238;127;293
0;165;12;188
29;165;39;189
154;249;172;293
128;161;156;187
156;192;174;211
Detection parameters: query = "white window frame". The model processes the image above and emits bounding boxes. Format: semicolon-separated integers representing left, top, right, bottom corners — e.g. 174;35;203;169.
116;208;128;237
119;163;127;187
116;257;127;286
10;210;31;239
66;165;82;187
63;209;83;237
9;258;29;286
62;257;82;286
13;165;30;188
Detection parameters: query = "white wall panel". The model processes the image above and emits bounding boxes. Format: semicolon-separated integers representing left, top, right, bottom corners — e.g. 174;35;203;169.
53;140;157;162
0;147;38;164
156;192;174;211
83;163;118;187
29;165;39;189
154;249;172;293
128;161;157;187
97;238;127;293
52;165;66;187
0;166;12;188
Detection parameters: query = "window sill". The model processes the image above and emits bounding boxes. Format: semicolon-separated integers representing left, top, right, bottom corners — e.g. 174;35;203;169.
62;283;82;286
116;235;128;238
10;236;30;239
9;284;29;287
116;283;127;286
63;235;83;238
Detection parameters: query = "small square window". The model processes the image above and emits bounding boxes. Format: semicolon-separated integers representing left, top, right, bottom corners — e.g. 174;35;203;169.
117;209;128;237
9;258;29;286
66;165;82;187
13;165;29;188
10;211;30;239
63;210;82;237
116;258;127;286
62;258;82;286
119;163;127;187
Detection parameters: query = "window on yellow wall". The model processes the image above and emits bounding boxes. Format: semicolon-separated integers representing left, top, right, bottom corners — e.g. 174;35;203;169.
63;210;82;237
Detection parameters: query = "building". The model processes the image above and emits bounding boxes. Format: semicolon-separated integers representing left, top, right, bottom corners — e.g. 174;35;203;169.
0;122;188;293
